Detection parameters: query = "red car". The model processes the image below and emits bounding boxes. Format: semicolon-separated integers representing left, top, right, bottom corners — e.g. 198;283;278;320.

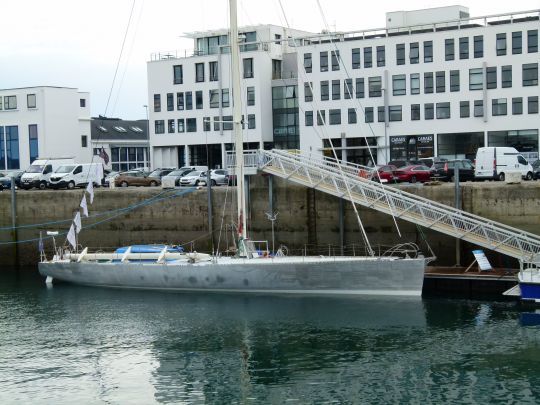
393;165;432;183
371;165;398;183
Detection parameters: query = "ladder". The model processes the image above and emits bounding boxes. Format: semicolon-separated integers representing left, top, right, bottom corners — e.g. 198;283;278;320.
257;149;540;265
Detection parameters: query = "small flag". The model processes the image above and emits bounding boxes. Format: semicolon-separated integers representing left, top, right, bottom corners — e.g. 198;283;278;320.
66;223;77;249
80;195;89;217
74;211;82;234
99;147;110;165
86;181;94;204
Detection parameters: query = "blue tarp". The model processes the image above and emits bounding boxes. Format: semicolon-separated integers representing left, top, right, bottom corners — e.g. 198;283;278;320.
115;245;184;254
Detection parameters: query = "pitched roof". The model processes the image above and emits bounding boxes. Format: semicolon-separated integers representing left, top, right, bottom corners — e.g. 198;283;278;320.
90;116;148;141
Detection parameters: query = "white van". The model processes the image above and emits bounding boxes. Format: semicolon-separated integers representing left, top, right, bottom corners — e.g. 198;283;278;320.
474;147;534;181
21;158;75;189
49;163;104;189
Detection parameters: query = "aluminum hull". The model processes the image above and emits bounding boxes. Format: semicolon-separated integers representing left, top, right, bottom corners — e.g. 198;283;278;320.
39;256;425;296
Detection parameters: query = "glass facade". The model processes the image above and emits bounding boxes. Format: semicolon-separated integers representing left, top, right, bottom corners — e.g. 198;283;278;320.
488;129;539;160
390;135;434;161
437;132;484;160
272;85;299;149
110;146;149;172
0;126;20;169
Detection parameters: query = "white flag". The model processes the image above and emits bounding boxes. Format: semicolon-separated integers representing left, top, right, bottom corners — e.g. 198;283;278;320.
66;223;77;249
74;211;82;234
86;181;94;204
80;195;89;217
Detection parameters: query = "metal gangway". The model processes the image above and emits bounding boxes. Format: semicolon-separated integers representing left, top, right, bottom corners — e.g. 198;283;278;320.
251;149;540;265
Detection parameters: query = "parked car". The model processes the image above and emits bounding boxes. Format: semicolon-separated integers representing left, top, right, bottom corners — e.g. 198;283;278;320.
418;157;448;169
370;165;398;183
201;169;229;186
115;171;160;187
0;170;24;190
431;159;475;182
388;159;422;168
393;165;432;183
103;171;120;186
162;168;195;186
475;146;533;181
531;160;540;180
148;168;176;179
179;170;206;186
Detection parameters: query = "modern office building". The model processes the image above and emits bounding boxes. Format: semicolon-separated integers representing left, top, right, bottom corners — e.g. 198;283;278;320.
147;7;539;168
90;116;150;172
0;86;91;170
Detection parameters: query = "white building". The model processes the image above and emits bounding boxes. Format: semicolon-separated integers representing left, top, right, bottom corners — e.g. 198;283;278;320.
147;24;312;169
296;6;539;164
0;86;91;170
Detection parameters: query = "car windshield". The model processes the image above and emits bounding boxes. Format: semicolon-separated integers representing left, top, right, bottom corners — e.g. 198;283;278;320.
26;165;45;173
532;160;540;169
188;171;202;177
106;171;119;178
148;169;162;177
168;170;188;176
55;165;76;174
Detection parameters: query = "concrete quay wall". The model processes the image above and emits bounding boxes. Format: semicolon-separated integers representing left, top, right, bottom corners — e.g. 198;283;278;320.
1;176;539;267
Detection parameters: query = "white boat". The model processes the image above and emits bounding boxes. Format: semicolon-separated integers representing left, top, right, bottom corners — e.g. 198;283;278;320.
38;0;427;296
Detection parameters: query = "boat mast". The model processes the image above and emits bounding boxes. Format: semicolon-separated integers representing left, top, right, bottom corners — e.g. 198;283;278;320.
229;0;247;239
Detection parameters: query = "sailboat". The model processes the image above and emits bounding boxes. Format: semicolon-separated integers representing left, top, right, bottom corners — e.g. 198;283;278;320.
38;0;426;296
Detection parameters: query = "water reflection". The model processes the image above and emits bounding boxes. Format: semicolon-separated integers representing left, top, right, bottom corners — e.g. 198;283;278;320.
1;270;539;403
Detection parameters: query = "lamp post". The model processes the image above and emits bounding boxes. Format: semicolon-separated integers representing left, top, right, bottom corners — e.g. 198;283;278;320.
143;105;150;170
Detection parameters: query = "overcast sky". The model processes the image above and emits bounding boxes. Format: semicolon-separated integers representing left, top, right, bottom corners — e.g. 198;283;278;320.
3;0;539;119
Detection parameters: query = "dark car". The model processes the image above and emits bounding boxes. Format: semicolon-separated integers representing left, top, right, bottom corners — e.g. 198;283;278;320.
148;168;176;179
393;165;432;183
418;157;448;169
532;160;540;180
0;170;24;190
431;159;475;182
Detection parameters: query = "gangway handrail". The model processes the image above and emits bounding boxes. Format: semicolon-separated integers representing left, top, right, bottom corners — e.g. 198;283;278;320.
258;149;540;265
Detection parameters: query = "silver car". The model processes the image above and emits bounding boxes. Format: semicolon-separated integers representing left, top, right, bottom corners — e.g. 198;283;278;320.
179;170;205;186
162;168;194;186
202;169;229;186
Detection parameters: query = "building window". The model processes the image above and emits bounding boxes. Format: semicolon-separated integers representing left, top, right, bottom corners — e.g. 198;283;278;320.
459;37;469;59
460;101;470;118
178;119;185;133
213;116;220;131
209;90;219;108
155;120;164;134
389;105;402;122
423;41;433;62
450;70;460;92
396;44;405;65
168;119;175;133
528;30;538;53
173;65;183;84
377;106;385;122
496;33;507;56
424;72;433;94
305;111;313;126
153;94;161;112
79;98;86;108
344;79;353;99
331;50;340;71
28;124;38;161
320;51;328;72
222;116;233;131
486;67;497;89
167;93;174;111
321;80;329;101
81;135;87;148
221;89;230;107
512;31;522;54
247;86;255;105
365;107;374;123
436;71;445;93
501;65;512;88
195;91;203;109
195;63;205;82
272;59;282;79
203;117;211;131
425;103;434;120
27;94;36;109
474;100;484;117
523;63;538;86
352;48;360;69
177;92;184;110
304;53;312;73
376;46;385;67
436;102;450;119
186;118;197;132
185;91;193;110
492;98;507;116
512;97;523;115
364;47;372;68
528;96;539;114
469;68;483;90
410;73;420;94
209;61;218;81
317;110;326;126
110;147;149;172
409;42;419;64
445;39;455;61
368;76;381;97
356;78;364;98
243;58;254;78
331;80;340;100
411;104;420;120
392;75;406;96
304;82;313;102
4;95;16;110
474;35;483;58
1;126;19;169
348;108;357;124
329;109;341;125
248;114;256;129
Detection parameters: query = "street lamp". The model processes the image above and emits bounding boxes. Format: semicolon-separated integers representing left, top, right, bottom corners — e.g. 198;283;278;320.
143;105;150;170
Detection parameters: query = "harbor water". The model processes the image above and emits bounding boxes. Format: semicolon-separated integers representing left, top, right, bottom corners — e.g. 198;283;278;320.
1;268;539;403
